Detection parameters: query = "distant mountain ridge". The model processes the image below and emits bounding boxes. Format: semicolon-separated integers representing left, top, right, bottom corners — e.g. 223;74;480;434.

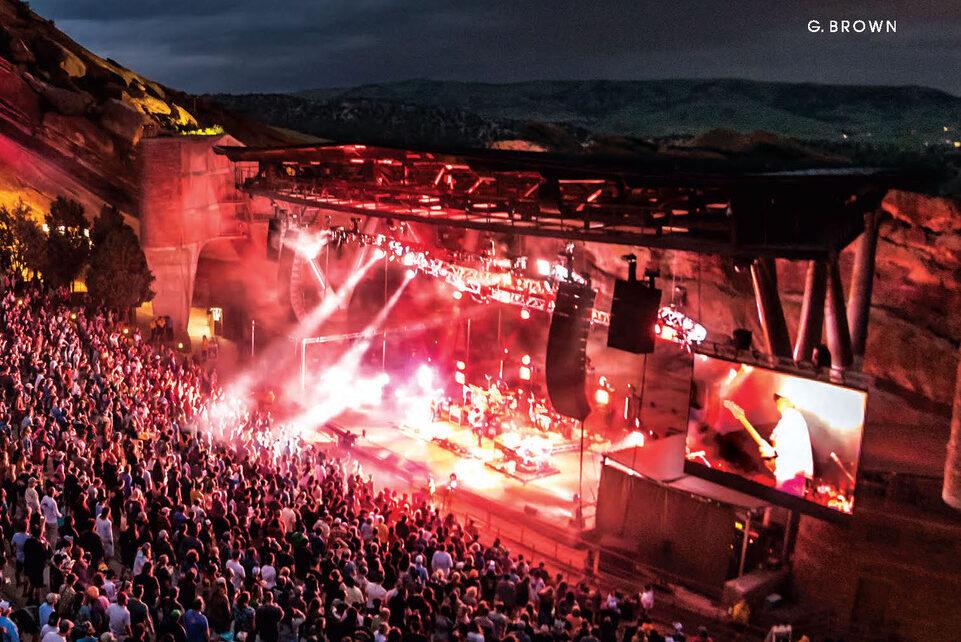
291;78;961;147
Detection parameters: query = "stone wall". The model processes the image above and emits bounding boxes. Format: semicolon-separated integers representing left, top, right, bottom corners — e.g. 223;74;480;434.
139;134;248;332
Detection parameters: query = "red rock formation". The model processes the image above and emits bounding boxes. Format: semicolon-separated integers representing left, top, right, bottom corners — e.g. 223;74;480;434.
0;0;296;215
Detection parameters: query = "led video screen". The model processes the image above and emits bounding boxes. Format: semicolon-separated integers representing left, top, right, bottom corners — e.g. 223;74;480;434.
685;354;866;517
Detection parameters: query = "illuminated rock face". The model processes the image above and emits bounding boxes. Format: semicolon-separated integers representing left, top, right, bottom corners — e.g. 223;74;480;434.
0;0;290;215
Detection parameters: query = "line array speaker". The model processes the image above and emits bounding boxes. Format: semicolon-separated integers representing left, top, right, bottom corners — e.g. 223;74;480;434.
607;279;661;354
546;280;596;421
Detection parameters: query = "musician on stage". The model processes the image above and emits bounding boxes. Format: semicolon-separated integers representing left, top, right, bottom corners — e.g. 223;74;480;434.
725;394;814;496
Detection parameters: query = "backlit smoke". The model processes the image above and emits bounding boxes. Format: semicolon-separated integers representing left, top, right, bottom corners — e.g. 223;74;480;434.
188;247;380;442
291;270;416;431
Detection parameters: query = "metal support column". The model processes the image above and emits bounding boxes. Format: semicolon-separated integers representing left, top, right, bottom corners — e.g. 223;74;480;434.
847;210;881;361
943;347;961;510
793;261;827;363
750;257;792;358
824;256;853;369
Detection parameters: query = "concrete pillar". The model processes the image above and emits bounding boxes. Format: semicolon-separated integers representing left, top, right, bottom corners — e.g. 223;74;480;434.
139;134;247;333
143;244;201;333
943;349;961;510
793;261;827;363
847;211;881;360
824;256;853;369
750;257;792;358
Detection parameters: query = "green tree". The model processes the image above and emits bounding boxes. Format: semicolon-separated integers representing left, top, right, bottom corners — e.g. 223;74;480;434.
44;196;90;288
87;222;154;313
0;200;47;279
90;203;125;248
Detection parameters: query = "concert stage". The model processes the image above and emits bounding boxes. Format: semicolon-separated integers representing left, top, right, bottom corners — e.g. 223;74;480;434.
325;406;608;527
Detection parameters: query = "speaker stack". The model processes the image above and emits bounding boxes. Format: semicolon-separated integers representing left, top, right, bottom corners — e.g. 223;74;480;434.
606;257;661;354
545;280;596;421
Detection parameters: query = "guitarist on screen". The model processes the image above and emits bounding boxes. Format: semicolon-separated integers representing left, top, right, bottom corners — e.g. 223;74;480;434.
723;394;814;497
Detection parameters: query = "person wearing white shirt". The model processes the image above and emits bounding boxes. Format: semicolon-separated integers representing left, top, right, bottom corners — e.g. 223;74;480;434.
260;554;277;589
40;620;71;642
765;395;814;496
95;508;115;559
24;478;40;517
365;579;387;608
431;545;454;577
132;543;151;577
106;594;131;641
39;490;62;543
225;552;246;591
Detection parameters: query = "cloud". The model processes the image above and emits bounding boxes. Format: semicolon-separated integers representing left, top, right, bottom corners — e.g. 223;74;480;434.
29;0;961;94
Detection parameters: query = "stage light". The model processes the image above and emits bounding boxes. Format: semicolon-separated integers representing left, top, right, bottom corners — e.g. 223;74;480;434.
373;248;387;259
405;268;417;279
536;259;551;276
519;366;532;381
594;388;610;405
456;360;466;371
122;328;129;335
70;313;76;320
521;354;531;366
403;252;416;266
415;364;435;391
520;308;531;320
177;342;185;350
454;371;466;385
452;290;463;300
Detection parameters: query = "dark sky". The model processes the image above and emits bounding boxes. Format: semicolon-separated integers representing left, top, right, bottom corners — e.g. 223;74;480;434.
30;0;961;95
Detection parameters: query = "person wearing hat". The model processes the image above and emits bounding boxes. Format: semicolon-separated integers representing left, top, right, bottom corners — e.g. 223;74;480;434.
0;601;19;642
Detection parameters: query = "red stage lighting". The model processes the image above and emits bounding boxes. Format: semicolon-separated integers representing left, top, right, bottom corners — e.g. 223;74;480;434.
452;290;463;300
454;371;466;385
520;308;531;320
521;354;531;366
594;388;610;405
456;360;466;371
519;366;532;381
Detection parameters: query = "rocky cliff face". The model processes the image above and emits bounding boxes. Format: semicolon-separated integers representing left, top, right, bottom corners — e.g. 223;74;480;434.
0;0;294;216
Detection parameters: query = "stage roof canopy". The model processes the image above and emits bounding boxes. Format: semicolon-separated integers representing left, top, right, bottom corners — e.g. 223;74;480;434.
216;142;919;259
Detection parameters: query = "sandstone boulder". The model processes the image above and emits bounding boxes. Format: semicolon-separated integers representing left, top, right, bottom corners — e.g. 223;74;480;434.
145;80;166;100
32;33;86;79
99;98;149;146
42;111;116;157
37;81;94;116
0;26;35;64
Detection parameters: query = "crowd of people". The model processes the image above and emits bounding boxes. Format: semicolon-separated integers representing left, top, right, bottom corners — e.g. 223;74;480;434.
0;276;719;642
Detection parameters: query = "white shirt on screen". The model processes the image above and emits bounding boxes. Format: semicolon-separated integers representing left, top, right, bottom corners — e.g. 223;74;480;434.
771;408;814;492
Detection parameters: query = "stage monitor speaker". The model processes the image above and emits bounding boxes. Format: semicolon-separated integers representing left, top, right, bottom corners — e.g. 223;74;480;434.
546;280;596;421
266;218;284;261
733;328;753;351
607;280;661;354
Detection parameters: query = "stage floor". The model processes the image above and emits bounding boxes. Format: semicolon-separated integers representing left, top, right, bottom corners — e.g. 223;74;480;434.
326;408;607;527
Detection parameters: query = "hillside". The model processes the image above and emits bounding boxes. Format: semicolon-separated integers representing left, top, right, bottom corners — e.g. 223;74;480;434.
295;78;961;148
0;0;297;216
